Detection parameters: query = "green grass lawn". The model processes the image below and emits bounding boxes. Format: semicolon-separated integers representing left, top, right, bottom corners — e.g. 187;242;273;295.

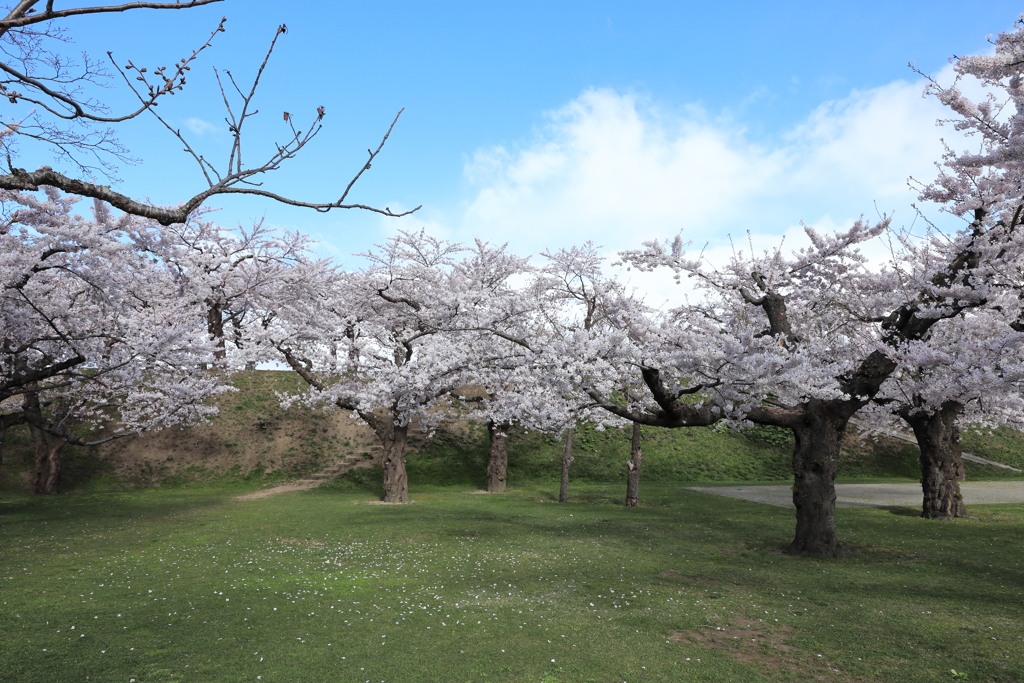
2;483;1022;683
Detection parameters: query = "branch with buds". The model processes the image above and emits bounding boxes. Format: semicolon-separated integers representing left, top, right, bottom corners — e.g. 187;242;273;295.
0;2;418;224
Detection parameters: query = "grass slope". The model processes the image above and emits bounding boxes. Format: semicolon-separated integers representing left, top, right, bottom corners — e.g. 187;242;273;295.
0;372;381;493
1;484;1021;682
2;371;1023;495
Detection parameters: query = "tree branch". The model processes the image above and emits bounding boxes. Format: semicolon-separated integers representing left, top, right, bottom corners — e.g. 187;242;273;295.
0;165;420;225
0;1;223;31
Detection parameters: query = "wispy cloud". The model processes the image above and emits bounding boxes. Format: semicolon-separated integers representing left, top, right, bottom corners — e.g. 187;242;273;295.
184;117;220;137
450;67;963;262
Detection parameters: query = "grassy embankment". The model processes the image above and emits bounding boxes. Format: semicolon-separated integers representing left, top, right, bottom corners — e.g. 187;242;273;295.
1;484;1022;683
1;370;1023;495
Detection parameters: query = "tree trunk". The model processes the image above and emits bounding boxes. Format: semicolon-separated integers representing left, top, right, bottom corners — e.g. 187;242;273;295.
343;405;412;504
31;424;66;495
558;425;574;503
206;300;226;361
786;399;849;557
952;424;966;482
900;401;967;521
626;422;643;507
486;420;510;493
22;392;69;495
381;423;409;503
0;411;27;467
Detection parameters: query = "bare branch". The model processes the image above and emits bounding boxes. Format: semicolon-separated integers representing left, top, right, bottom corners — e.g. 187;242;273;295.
0;1;223;31
0;4;418;224
337;109;403;206
0;164;419;225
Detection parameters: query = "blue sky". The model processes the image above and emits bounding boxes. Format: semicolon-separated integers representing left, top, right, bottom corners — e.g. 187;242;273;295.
36;1;1024;272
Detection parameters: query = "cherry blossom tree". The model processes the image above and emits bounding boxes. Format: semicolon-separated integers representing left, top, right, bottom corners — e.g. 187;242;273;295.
882;17;1024;518
261;231;533;503
535;242;641;504
0;188;227;493
855;269;1024;520
462;242;638;500
612;220;939;556
613;188;1024;556
134;215;322;368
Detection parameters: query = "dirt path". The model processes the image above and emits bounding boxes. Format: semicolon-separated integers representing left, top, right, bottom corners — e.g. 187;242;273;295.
686;480;1024;508
233;458;376;501
234;480;324;500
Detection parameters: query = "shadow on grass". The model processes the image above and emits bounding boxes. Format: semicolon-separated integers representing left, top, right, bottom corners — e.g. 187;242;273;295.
883;505;922;517
0;488;239;543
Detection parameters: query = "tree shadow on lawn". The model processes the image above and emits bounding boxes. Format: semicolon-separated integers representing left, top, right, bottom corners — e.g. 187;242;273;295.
486;492;1022;602
0;489;237;542
881;505;928;517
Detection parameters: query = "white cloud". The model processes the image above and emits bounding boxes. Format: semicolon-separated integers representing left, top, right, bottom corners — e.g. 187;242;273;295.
452;70;965;265
345;64;978;306
184;117;220;137
458;89;787;252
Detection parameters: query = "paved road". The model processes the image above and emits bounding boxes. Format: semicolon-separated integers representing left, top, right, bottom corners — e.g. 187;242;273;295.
685;481;1024;508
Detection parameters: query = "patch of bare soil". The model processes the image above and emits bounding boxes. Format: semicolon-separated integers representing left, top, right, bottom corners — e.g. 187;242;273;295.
234;481;321;500
671;617;853;681
98;407;378;484
233;455;378;501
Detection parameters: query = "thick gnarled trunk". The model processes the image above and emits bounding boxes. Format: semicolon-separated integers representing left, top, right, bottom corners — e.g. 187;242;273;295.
381;423;409;503
787;399;849;557
22;393;69;495
0;411;27;467
486;421;510;493
901;401;966;521
356;407;411;504
28;420;67;495
558;426;574;503
625;422;642;507
32;428;66;495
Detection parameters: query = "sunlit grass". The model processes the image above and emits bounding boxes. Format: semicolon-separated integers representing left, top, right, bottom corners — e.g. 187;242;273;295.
2;483;1022;682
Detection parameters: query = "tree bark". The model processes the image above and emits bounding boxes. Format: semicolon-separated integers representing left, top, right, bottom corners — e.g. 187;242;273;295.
381;423;409;504
0;411;27;467
626;422;643;507
24;394;68;495
785;399;850;557
206;300;227;361
952;424;966;482
342;404;411;504
486;420;510;493
900;401;967;521
31;425;66;495
558;425;574;503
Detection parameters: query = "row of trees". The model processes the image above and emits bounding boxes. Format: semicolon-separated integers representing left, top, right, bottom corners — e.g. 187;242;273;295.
4;4;1024;557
